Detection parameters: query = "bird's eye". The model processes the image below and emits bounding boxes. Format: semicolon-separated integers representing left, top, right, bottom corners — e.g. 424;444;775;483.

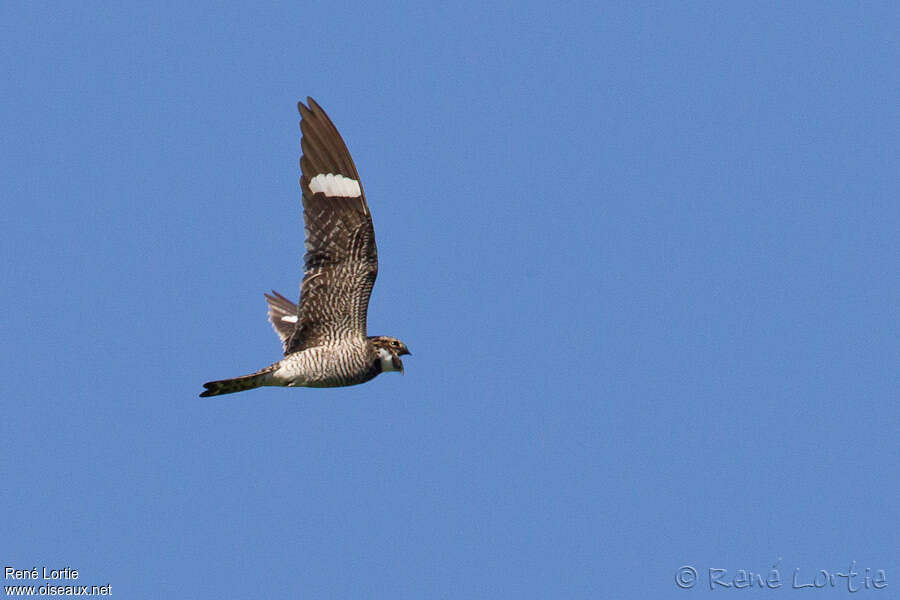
391;341;399;347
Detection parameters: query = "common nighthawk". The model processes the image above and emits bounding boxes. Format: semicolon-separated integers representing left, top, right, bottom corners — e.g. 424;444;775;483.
200;98;410;397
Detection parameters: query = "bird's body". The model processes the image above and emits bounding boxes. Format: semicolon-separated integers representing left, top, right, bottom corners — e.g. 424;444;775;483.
200;98;410;398
274;340;380;388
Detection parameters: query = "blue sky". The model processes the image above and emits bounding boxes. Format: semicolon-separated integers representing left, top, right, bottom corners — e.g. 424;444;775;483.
2;2;898;597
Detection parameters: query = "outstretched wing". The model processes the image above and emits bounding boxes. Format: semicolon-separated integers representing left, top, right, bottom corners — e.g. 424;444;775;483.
265;290;299;351
285;98;378;355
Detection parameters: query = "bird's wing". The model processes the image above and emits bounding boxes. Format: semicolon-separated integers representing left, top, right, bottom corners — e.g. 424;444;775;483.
285;98;378;355
265;290;299;351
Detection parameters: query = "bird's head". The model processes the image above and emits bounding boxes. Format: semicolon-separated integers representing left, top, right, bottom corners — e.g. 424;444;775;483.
370;336;411;374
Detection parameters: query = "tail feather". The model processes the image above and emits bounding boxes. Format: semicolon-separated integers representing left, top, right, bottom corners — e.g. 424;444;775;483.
200;365;277;397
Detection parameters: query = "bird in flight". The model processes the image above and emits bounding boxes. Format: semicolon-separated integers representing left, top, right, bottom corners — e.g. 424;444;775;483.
200;98;410;397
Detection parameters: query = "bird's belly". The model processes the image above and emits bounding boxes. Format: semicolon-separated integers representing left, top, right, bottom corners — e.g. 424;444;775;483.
276;345;375;388
302;372;376;388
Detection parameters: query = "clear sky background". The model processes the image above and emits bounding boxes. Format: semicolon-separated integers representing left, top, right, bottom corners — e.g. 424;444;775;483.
2;2;898;598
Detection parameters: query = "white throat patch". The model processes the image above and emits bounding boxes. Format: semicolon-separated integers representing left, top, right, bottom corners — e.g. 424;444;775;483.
309;173;361;198
377;347;401;373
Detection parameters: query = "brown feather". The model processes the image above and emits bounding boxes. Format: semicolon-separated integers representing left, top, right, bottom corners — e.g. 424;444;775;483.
285;99;379;354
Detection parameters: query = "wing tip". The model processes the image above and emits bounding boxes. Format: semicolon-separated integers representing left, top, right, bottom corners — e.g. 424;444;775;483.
298;97;321;115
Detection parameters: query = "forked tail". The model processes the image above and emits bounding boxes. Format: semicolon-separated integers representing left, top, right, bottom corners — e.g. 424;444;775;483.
199;364;277;397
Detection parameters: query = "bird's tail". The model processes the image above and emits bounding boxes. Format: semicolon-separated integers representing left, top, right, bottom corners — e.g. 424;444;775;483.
200;364;278;397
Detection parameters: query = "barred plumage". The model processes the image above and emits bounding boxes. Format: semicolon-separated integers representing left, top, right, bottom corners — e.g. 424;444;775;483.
200;98;410;398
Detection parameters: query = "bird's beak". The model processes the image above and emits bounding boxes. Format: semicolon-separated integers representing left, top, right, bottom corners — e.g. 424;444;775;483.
393;354;405;375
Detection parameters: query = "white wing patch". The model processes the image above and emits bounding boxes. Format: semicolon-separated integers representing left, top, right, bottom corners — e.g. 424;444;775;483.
281;315;298;323
309;173;361;198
